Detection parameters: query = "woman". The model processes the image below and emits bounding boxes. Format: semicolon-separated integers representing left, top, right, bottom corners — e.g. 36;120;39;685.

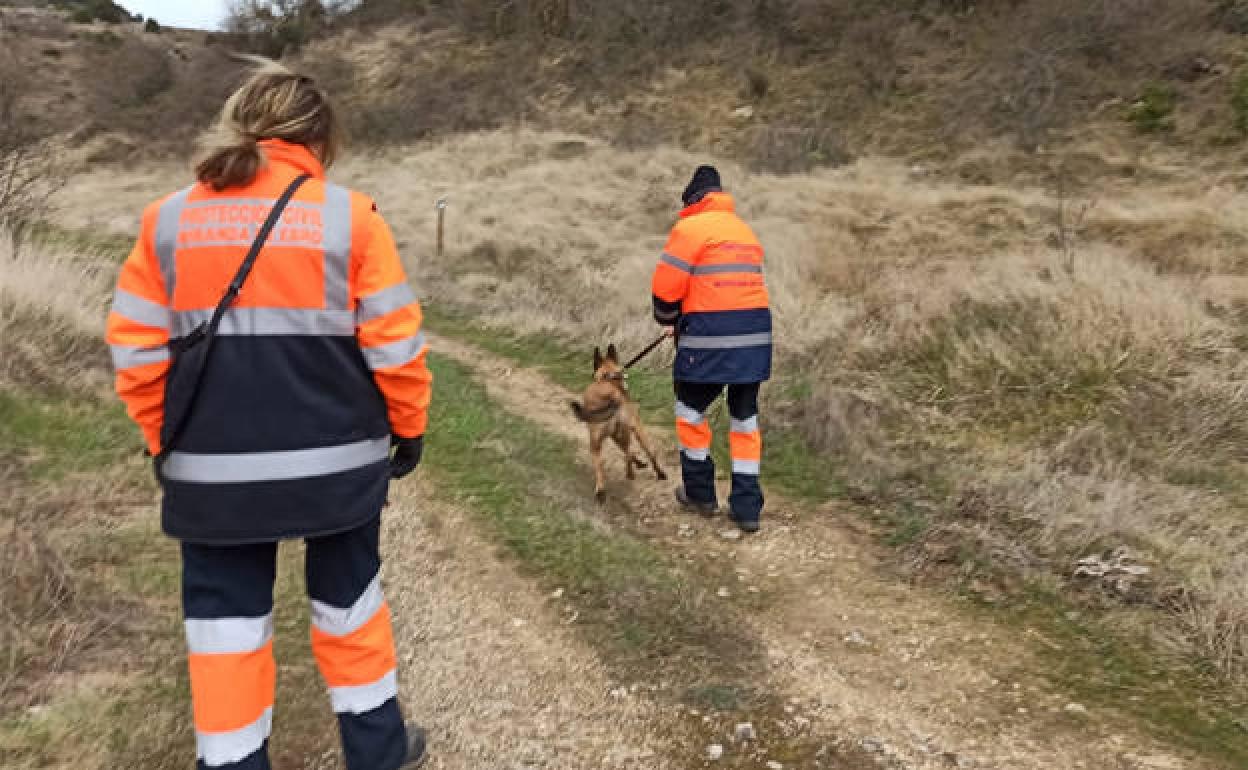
106;59;432;770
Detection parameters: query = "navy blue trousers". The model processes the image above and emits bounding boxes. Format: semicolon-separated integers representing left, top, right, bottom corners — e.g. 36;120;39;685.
675;381;764;523
182;518;407;770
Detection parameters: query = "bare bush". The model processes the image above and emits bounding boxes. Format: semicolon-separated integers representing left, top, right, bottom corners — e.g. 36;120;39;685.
75;38;245;156
225;0;333;56
745;121;850;174
0;54;65;242
956;0;1206;149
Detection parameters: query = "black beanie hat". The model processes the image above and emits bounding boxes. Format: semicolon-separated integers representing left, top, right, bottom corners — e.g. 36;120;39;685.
682;165;722;205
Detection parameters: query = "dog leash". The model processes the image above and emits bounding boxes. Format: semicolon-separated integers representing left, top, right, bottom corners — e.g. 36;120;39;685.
623;331;673;370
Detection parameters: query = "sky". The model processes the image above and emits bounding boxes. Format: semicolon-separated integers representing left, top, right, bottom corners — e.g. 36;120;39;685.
119;1;231;31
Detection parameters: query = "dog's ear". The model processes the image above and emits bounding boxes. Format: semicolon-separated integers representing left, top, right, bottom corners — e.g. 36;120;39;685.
593;347;603;371
606;344;619;363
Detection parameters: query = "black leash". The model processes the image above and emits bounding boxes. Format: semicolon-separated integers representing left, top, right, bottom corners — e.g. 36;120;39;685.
623;331;672;370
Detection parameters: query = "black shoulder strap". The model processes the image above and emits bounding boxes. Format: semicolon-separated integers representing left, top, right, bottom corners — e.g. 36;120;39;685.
158;173;311;463
207;173;311;333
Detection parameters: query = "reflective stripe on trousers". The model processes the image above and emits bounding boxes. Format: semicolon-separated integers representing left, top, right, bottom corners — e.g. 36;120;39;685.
673;382;765;520
183;589;277;767
309;573;400;715
675;400;711;462
181;519;406;770
729;415;762;477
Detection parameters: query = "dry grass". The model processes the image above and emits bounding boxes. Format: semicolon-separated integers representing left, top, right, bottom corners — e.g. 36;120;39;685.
0;231;179;768
52;125;1248;688
306;130;1248;687
0;227;354;767
0;236;114;392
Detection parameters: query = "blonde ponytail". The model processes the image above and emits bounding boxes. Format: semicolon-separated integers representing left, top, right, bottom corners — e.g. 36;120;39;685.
196;57;343;191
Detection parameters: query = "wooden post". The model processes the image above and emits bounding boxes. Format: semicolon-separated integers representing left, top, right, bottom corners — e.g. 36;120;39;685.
435;197;448;259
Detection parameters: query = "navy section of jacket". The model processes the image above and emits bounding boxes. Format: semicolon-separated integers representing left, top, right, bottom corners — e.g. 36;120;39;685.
675;308;773;384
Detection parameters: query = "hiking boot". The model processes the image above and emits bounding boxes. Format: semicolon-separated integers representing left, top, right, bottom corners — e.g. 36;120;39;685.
732;517;761;535
400;724;427;769
675;487;718;517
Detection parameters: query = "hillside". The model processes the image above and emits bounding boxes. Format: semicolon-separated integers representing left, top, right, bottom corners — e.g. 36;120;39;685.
9;1;1248;178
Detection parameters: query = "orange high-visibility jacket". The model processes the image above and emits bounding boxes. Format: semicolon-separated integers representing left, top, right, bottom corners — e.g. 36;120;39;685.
651;192;772;383
106;140;432;544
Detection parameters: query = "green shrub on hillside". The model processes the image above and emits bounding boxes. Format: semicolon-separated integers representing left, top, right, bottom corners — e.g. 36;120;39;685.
1215;0;1248;33
61;0;132;24
1232;70;1248;135
1126;83;1177;134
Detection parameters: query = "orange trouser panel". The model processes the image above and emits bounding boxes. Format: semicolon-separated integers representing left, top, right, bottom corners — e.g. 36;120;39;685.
729;430;763;462
188;642;276;734
677;419;712;451
311;603;397;688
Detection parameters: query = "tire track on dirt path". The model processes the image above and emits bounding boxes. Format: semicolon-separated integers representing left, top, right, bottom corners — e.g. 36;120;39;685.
424;330;1216;770
371;476;679;770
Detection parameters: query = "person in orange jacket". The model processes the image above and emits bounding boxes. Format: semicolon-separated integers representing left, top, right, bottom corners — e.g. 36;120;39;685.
651;166;771;533
106;61;430;770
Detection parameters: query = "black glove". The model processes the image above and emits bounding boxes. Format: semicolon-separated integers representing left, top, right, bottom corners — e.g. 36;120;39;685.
390;435;424;479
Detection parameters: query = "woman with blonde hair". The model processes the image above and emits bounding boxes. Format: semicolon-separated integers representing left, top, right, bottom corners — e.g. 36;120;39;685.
106;59;431;769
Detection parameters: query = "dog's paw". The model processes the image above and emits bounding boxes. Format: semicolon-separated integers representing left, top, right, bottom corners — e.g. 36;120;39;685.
595;488;607;504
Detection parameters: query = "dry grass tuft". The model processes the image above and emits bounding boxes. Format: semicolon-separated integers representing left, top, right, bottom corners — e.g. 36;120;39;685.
0;236;114;393
0;232;139;719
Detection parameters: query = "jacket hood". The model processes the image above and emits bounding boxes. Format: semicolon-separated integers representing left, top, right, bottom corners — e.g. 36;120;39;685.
257;139;326;180
680;191;735;218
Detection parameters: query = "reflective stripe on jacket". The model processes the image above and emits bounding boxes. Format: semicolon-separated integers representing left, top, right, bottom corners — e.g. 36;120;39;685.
106;140;433;543
651;192;772;384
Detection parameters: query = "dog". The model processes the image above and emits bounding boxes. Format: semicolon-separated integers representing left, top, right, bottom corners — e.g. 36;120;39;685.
569;344;666;501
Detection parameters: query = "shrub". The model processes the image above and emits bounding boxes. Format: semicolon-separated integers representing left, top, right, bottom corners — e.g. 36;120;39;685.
144;18;162;34
225;0;331;56
0;54;66;240
62;0;131;24
1232;70;1248;135
745;122;850;174
1214;0;1248;33
84;38;173;111
1126;83;1177;134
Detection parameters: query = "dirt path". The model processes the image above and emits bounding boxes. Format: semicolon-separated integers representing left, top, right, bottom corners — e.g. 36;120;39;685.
378;476;678;769
424;330;1214;770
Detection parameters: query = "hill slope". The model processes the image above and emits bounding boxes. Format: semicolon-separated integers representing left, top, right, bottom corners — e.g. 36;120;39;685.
10;0;1248;179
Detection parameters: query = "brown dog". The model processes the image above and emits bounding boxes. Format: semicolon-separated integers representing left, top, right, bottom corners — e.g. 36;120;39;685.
569;344;667;501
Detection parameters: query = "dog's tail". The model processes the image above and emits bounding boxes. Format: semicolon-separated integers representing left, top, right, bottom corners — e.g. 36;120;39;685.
569;398;621;424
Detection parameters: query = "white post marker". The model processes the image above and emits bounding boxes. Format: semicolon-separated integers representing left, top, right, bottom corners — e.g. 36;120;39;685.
435;197;449;259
